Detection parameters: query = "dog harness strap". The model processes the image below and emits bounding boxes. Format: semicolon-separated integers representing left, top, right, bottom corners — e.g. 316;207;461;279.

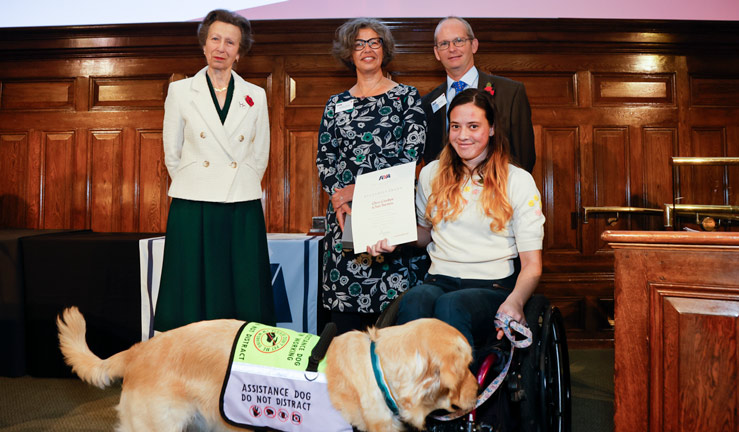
432;313;533;422
370;341;400;416
307;323;337;373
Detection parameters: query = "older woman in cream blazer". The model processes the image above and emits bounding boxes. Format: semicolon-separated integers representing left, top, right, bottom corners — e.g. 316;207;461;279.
163;67;268;202
154;9;275;332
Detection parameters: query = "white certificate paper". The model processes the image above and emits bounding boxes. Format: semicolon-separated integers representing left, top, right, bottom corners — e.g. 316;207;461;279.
350;162;417;253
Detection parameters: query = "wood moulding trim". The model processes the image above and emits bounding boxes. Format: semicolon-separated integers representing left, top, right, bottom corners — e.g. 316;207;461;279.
540;272;614;284
1;19;738;60
602;229;739;246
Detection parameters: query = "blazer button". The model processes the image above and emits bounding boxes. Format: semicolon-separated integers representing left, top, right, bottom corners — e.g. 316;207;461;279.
203;161;210;167
239;135;244;142
200;132;206;139
230;161;237;168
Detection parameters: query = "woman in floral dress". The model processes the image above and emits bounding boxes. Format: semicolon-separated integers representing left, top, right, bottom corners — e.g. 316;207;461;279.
316;18;428;334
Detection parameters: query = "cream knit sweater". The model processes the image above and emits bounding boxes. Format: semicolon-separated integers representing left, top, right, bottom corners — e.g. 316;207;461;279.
417;161;545;280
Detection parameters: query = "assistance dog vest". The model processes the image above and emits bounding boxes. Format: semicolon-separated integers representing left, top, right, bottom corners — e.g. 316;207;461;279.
220;322;352;432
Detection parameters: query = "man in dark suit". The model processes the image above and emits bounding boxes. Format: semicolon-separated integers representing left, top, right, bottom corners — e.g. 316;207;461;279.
421;17;536;173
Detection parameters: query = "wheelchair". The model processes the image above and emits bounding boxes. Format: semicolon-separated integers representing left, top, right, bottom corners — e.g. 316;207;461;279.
375;292;571;432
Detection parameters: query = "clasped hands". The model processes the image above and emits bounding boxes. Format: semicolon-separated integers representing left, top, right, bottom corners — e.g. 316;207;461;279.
332;185;355;231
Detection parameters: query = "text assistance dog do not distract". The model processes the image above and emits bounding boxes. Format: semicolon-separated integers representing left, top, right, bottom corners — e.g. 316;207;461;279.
57;307;478;432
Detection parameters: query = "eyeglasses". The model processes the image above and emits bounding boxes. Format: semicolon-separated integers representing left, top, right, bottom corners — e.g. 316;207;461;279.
435;37;472;51
353;37;383;51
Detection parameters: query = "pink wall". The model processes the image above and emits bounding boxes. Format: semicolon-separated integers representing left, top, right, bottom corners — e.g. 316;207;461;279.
240;0;739;21
3;0;737;28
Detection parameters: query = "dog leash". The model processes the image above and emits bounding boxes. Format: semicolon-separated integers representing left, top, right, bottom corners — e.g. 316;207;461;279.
431;313;532;422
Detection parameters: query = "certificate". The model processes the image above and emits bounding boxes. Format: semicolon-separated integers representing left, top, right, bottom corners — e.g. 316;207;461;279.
349;162;417;253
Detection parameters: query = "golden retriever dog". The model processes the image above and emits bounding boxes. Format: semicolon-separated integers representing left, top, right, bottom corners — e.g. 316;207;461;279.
57;307;478;432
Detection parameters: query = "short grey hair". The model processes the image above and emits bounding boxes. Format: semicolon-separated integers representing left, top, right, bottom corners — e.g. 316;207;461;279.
197;9;254;56
434;16;475;44
331;18;396;71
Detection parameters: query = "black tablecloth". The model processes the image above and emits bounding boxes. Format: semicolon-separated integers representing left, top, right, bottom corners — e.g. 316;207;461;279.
21;230;160;377
1;229;72;377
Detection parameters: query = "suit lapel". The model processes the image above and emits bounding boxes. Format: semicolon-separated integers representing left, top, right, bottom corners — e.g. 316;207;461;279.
223;73;252;140
477;71;493;90
428;83;447;122
425;83;448;162
190;68;238;161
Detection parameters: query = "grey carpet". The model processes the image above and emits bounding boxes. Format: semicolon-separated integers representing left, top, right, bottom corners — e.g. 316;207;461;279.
0;377;120;431
0;349;613;431
570;349;614;432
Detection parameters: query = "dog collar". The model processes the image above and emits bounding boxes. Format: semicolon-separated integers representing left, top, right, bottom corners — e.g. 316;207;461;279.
370;341;400;416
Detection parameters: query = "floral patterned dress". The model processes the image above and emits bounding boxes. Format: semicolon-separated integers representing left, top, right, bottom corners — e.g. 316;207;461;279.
316;84;429;313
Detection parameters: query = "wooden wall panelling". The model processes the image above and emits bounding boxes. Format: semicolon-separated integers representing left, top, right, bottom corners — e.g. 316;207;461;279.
732;122;739;207
286;74;356;107
592;127;630;247
136;130;168;233
40;131;75;229
0;132;28;227
682;66;739;224
541;126;581;255
538;273;615;346
641;127;678;230
512;73;578;107
286;128;327;233
683;128;728;205
88;130;124;232
24;129;42;228
90;76;170;110
0;79;75;110
71;127;88;230
690;76;739;107
592;73;674;105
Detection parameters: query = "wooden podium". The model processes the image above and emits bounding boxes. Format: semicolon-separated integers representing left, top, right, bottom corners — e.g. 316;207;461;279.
602;231;739;431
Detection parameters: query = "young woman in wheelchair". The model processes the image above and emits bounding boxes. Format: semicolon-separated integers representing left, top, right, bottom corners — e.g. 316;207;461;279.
368;87;545;368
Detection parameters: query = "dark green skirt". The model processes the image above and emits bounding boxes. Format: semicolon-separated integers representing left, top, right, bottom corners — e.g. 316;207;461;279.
153;198;275;332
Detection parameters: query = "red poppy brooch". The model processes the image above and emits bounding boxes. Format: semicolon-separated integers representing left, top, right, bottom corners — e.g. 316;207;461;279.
245;95;254;106
484;82;495;97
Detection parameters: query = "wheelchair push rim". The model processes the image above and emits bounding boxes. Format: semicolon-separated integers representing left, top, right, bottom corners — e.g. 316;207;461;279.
539;306;572;432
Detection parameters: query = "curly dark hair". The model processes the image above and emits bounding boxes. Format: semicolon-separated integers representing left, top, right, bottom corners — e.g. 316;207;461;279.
331;18;395;71
197;9;254;57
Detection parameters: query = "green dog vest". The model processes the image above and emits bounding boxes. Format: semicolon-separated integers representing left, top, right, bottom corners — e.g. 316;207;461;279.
220;322;353;432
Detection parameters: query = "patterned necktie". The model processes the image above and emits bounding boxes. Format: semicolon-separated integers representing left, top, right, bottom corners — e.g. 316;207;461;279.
451;81;468;93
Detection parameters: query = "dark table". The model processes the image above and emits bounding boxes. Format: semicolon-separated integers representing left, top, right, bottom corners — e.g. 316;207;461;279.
21;230;160;377
1;229;71;377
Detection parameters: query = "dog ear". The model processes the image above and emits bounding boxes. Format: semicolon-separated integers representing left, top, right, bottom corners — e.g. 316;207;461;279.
409;341;464;410
438;334;477;408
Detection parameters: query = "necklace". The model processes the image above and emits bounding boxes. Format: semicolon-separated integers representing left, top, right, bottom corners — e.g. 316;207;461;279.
208;73;230;92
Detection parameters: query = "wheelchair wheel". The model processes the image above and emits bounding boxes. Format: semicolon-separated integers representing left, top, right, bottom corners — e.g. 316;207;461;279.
539;307;571;432
375;291;405;328
516;296;571;432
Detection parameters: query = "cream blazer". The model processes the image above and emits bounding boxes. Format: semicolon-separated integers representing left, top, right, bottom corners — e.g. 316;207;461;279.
163;66;269;203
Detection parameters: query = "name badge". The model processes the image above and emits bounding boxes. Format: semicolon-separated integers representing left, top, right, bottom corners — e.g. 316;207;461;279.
431;94;447;113
336;100;354;113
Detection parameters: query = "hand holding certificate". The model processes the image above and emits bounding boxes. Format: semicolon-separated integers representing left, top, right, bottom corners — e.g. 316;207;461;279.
347;162;417;253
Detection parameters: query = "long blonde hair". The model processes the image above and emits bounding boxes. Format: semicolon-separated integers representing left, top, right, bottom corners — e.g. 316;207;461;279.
425;88;513;232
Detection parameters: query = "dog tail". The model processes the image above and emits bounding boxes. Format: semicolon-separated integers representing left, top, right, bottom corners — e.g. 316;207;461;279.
57;306;127;389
